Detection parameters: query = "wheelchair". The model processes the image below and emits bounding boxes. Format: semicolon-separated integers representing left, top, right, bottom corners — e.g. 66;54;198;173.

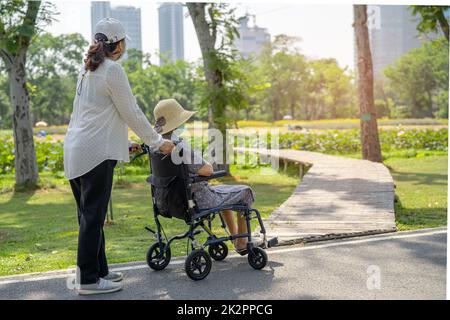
133;143;277;281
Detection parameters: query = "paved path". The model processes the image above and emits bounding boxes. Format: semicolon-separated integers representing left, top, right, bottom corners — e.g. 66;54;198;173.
0;228;445;300
245;148;396;243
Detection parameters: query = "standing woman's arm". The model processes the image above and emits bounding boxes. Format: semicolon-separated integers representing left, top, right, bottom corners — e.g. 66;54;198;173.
106;62;163;149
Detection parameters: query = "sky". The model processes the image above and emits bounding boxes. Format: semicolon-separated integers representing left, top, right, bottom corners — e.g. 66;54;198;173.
45;1;355;70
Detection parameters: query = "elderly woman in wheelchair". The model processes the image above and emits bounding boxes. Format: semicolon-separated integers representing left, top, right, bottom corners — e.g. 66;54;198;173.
136;99;276;280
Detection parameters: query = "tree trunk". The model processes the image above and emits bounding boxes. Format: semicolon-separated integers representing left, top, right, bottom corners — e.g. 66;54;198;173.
427;89;434;118
436;10;450;42
353;5;382;163
330;98;337;119
272;96;280;121
187;3;229;172
9;50;39;186
290;99;295;119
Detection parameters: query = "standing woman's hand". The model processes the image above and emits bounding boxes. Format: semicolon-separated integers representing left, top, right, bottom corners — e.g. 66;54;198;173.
128;142;142;153
159;139;175;154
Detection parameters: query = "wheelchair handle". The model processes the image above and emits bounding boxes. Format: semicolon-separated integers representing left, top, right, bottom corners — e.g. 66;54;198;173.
130;140;181;162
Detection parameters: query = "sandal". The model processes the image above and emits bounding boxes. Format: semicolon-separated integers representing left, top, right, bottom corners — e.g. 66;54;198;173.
235;247;248;256
233;237;265;256
233;240;248;256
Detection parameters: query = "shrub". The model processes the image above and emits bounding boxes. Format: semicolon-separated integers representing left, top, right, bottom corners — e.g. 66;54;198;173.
278;128;448;154
0;128;447;175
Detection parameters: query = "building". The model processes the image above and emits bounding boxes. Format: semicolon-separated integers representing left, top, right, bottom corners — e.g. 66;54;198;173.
355;5;439;78
158;3;184;64
90;1;142;53
111;6;142;52
91;1;111;37
234;15;270;59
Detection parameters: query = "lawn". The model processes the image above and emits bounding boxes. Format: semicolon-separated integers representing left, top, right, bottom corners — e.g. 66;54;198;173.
0;165;298;276
385;155;448;230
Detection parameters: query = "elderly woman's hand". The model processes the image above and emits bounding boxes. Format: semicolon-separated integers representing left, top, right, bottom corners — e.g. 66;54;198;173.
159;139;175;154
129;141;142;153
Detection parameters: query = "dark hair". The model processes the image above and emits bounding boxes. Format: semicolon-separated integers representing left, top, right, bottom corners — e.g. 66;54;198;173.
84;33;122;71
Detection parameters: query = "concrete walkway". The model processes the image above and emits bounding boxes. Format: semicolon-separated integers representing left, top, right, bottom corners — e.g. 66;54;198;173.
249;149;396;244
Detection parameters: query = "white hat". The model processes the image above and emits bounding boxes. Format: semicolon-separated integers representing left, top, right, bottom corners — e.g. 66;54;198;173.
93;18;131;44
153;99;196;135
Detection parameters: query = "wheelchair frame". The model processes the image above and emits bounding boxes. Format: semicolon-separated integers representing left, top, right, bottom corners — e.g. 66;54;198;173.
135;144;275;280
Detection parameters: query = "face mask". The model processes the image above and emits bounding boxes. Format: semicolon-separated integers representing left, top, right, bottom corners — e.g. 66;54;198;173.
174;124;186;135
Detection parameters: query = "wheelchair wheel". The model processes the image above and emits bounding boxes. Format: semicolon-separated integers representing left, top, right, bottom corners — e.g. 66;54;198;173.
208;242;228;261
146;242;171;271
248;247;267;270
185;249;212;281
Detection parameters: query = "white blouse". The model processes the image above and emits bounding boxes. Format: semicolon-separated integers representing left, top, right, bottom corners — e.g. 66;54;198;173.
64;58;163;180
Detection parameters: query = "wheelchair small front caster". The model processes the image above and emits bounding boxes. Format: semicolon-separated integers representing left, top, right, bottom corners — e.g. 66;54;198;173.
185;249;212;281
146;242;171;271
208;241;228;261
248;247;267;270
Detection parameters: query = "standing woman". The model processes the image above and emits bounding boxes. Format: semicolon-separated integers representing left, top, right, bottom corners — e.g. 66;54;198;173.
64;18;174;295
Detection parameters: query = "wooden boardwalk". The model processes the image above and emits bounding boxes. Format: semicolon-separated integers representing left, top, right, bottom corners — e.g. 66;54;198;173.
250;149;397;244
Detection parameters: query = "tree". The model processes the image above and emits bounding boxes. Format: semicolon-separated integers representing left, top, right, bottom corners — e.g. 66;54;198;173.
353;5;382;162
232;57;269;122
27;32;87;124
187;3;246;170
0;1;54;187
384;37;449;118
122;49;202;121
411;6;449;41
308;58;353;119
258;35;309;120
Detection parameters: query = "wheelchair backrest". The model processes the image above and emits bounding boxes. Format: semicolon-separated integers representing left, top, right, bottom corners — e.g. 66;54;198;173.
150;152;187;178
148;152;192;221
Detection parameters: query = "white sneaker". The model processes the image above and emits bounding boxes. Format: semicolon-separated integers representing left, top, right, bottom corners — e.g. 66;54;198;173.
77;278;123;296
102;272;123;282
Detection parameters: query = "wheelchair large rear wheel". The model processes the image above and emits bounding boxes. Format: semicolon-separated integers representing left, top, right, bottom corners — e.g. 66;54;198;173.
208;241;228;261
185;249;212;281
146;242;171;271
248;247;267;270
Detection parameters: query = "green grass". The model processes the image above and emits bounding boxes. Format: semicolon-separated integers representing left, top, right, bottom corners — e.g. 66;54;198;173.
384;155;448;230
338;149;448;161
0;165;298;276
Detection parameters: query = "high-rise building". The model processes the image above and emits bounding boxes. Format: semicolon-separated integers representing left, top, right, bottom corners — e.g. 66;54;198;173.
91;1;111;38
355;5;439;78
90;2;142;53
111;6;142;52
234;15;270;59
158;3;184;64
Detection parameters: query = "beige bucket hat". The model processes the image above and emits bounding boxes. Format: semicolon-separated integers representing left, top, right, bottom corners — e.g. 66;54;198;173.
153;99;196;135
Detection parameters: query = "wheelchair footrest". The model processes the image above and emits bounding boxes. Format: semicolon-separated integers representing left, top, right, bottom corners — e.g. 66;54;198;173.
267;237;278;248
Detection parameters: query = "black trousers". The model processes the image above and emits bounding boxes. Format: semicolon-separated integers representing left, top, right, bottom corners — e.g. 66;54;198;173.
69;160;117;284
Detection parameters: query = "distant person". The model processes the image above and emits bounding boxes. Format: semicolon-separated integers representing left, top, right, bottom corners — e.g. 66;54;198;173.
63;18;174;296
